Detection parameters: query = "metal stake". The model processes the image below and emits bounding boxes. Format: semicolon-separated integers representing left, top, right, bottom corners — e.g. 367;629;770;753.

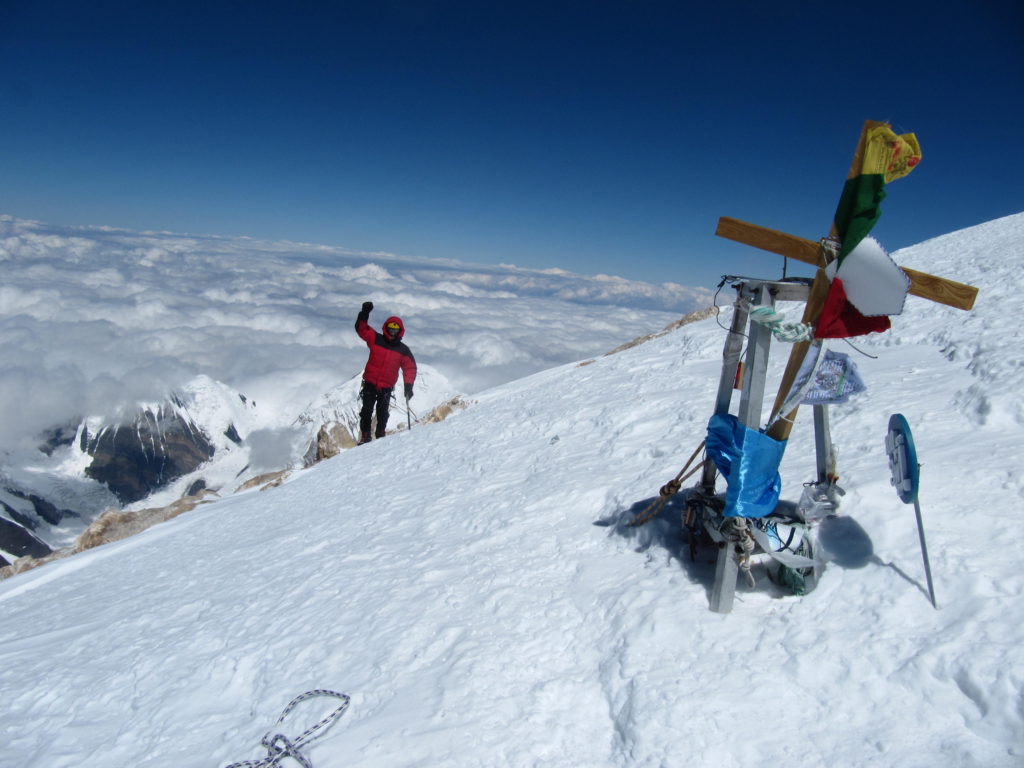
913;495;937;609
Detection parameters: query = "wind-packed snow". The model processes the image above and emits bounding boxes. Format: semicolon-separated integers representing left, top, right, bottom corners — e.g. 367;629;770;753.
2;213;1023;767
113;362;462;523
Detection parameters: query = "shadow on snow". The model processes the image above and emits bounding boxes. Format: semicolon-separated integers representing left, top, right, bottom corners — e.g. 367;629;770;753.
597;495;900;604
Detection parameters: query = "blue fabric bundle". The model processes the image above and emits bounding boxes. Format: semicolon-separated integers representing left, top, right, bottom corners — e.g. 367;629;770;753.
705;413;787;518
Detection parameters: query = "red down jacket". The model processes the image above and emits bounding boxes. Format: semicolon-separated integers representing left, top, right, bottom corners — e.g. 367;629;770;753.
355;309;417;390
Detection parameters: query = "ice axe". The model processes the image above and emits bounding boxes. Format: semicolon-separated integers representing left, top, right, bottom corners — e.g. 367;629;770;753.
885;413;937;609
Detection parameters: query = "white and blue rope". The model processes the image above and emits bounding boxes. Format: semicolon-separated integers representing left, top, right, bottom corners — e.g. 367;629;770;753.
749;305;814;343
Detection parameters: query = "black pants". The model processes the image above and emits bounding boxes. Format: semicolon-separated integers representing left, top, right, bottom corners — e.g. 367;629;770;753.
360;382;392;437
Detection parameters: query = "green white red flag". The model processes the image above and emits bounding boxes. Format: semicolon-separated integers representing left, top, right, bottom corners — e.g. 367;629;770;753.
815;125;921;339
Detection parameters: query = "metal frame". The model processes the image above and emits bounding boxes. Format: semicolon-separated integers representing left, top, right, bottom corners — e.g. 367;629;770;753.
695;277;837;613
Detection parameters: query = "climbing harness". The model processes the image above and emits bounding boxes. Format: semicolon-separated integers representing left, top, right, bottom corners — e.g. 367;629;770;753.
225;689;351;768
628;441;708;527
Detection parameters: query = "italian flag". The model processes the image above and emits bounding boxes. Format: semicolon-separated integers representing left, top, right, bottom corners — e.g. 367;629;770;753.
815;124;922;339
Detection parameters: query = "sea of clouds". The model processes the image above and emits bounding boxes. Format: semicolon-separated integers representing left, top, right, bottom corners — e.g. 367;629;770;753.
0;215;711;452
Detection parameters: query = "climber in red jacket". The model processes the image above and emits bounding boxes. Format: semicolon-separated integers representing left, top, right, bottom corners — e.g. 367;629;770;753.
355;301;417;444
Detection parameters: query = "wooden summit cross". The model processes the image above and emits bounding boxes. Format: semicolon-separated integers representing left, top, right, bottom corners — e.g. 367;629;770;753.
715;120;979;441
690;121;980;614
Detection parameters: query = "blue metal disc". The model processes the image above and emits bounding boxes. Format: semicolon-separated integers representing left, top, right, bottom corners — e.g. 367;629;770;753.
885;413;920;504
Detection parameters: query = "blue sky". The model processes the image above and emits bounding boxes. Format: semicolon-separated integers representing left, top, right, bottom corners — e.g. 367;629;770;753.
2;1;1021;289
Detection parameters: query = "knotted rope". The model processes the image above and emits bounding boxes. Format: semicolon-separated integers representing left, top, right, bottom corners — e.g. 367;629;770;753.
225;689;351;768
628;441;708;527
723;518;758;588
749;305;814;343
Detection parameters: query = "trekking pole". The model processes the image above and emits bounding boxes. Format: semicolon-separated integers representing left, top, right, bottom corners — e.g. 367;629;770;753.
406;393;412;431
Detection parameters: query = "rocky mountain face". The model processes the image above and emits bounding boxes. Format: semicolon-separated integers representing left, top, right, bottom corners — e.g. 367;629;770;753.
80;400;218;504
0;509;54;562
0;377;256;566
0;405;217;566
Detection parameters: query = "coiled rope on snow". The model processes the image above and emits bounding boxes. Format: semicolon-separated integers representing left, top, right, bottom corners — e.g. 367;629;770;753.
225;689;351;768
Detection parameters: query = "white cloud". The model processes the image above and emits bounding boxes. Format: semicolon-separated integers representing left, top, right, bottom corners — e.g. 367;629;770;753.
0;216;711;451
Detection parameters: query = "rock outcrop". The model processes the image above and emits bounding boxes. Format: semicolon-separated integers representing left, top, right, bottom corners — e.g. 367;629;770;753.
0;511;52;565
81;402;216;504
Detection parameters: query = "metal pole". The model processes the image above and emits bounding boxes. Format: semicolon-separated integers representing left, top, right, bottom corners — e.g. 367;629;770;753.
737;283;772;430
700;284;750;492
812;404;833;485
913;497;938;609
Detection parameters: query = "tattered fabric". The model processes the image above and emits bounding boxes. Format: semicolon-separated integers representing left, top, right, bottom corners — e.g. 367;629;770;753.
705;413;787;518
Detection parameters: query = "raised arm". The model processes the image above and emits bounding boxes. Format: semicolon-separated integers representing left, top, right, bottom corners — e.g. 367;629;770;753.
355;301;375;344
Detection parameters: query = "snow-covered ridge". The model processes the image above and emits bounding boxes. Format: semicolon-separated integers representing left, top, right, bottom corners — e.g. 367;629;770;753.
0;365;461;564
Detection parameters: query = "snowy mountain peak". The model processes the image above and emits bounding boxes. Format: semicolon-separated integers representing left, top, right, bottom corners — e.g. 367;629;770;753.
1;213;1023;766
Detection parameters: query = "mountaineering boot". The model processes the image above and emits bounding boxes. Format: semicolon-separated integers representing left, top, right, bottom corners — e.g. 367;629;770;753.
374;429;387;440
358;431;372;445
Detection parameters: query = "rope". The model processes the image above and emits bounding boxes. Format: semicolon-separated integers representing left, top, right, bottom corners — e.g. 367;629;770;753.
820;236;841;265
225;689;351;768
628;441;707;527
749;305;814;343
721;518;757;588
736;522;757;588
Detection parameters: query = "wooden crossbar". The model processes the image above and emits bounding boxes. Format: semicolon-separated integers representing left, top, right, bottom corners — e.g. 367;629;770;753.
716;120;980;442
715;216;823;267
716;216;978;311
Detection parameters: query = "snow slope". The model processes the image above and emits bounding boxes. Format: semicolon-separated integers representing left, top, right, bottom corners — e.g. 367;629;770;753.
0;363;460;559
1;214;1022;767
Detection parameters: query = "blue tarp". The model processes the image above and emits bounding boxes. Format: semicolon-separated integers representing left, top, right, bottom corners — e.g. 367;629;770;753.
706;413;787;518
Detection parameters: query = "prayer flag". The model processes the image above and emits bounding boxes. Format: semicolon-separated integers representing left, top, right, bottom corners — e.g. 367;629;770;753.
816;125;921;339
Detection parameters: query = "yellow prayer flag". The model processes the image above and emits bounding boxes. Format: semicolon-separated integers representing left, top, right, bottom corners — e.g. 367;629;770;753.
862;125;922;182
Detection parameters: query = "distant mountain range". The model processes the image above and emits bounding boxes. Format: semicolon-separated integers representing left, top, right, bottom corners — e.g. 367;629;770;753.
0;366;458;568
